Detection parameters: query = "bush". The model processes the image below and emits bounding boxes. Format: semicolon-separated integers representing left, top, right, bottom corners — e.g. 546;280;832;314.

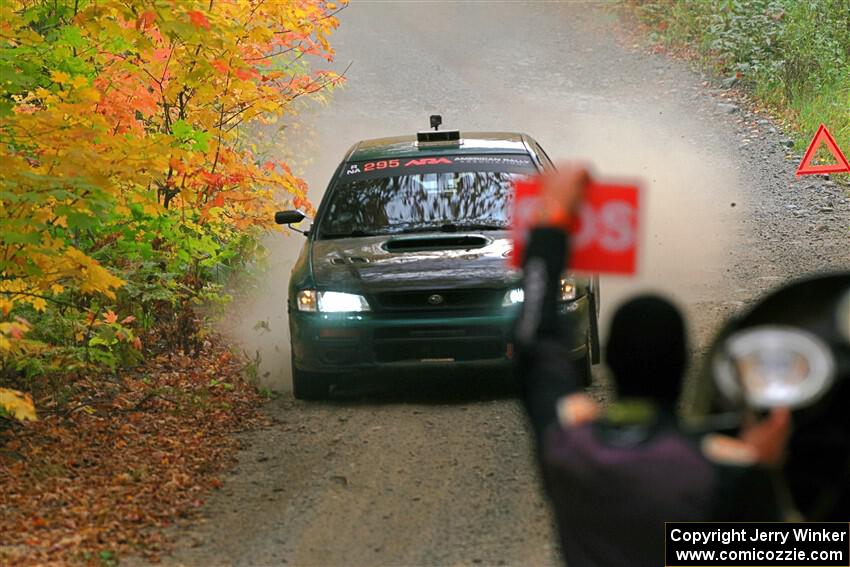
632;0;850;154
0;0;344;408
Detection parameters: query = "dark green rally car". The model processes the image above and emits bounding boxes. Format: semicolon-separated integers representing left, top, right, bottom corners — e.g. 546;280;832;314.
275;120;600;399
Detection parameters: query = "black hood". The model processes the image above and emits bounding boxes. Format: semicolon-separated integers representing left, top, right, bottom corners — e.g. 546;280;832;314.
310;232;520;293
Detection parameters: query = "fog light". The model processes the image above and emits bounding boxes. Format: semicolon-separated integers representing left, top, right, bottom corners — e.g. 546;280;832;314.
559;277;576;301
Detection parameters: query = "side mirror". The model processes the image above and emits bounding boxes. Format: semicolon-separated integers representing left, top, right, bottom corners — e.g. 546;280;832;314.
275;210;306;225
712;326;835;409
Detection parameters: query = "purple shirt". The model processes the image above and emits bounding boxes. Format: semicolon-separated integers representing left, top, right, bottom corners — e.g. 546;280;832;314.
542;423;715;567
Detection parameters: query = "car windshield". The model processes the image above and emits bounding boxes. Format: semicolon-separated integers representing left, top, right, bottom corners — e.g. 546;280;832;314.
319;171;528;238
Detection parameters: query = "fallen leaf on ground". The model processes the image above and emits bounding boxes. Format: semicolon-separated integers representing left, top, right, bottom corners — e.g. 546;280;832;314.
0;339;267;565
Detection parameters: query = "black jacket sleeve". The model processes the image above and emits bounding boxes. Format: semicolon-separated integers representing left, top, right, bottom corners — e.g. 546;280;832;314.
514;227;582;443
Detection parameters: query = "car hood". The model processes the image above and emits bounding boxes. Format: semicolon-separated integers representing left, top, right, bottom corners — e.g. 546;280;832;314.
310;232;520;293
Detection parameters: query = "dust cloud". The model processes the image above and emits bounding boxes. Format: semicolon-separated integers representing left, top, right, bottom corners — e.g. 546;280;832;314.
220;2;746;391
217;122;344;392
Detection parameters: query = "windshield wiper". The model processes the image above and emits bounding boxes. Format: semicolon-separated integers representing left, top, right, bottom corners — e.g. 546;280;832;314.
401;222;509;234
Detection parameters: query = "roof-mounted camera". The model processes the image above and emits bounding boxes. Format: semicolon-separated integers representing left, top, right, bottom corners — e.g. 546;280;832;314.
417;114;460;145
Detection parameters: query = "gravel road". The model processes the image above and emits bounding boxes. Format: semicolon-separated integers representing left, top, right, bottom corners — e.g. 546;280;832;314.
151;3;850;566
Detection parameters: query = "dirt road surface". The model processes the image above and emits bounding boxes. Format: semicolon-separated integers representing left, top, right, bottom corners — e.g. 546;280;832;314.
150;3;850;566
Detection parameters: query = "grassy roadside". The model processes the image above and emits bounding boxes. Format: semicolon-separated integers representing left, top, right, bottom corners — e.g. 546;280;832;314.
625;0;850;168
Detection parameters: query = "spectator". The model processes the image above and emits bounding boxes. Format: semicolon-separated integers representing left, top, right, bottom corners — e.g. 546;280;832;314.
514;165;789;567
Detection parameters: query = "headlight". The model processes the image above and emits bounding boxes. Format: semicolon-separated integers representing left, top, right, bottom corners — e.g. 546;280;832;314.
503;276;577;307
502;288;525;306
296;290;370;313
320;291;370;313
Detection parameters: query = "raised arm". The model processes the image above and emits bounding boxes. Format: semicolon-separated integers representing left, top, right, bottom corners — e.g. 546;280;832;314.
513;165;592;442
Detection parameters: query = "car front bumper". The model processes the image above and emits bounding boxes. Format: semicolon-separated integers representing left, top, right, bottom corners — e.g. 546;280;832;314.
290;295;591;375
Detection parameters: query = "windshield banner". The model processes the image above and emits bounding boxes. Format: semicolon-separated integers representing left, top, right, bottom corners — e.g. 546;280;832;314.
341;154;536;181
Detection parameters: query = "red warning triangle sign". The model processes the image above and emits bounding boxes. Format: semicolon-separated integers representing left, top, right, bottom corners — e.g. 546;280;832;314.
796;123;850;176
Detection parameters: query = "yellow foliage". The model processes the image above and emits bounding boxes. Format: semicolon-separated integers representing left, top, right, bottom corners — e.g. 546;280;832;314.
1;0;343;375
0;388;38;422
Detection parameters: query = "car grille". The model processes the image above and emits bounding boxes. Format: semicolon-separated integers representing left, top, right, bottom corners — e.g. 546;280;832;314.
373;325;504;363
372;289;504;313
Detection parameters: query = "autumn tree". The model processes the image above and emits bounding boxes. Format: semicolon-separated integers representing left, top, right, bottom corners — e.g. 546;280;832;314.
0;0;343;416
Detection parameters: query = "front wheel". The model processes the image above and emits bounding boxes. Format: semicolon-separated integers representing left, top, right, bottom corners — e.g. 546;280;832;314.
575;353;593;388
291;362;330;400
575;335;594;388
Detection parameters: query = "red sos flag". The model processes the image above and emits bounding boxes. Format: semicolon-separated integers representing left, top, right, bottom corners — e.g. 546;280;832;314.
511;177;640;275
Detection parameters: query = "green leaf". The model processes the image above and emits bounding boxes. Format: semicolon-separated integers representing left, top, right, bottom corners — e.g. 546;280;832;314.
172;119;193;139
1;231;42;245
65;211;96;230
58;26;86;49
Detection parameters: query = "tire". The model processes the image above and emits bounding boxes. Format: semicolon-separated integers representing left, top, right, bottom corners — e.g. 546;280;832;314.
588;290;601;365
575;336;594;388
291;361;330;400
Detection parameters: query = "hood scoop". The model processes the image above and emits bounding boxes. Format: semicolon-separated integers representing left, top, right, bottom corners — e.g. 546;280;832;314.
384;235;488;253
330;256;369;265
